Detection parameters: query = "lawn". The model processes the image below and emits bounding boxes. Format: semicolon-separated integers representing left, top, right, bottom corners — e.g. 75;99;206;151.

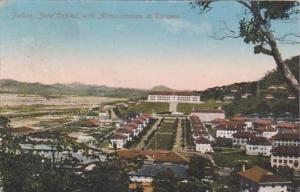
212;150;270;167
177;100;226;114
147;119;177;150
122;102;169;116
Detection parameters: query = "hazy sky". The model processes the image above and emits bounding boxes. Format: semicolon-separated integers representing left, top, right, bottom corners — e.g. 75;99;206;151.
0;1;299;90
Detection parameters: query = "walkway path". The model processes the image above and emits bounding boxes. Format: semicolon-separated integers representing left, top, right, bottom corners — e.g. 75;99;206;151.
172;118;183;152
135;117;162;149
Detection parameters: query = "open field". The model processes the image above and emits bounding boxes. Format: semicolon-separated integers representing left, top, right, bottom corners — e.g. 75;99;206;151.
177;100;226;114
0;94;125;107
121;102;169;117
212;149;269;167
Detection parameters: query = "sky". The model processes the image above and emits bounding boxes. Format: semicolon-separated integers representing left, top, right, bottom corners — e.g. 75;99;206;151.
0;0;299;90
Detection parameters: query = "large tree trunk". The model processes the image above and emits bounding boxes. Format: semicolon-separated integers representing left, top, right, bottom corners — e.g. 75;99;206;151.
250;2;300;96
260;26;300;97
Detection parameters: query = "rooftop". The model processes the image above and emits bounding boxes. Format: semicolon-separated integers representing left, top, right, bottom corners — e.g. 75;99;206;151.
271;146;300;156
237;166;290;184
192;109;225;113
148;91;199;96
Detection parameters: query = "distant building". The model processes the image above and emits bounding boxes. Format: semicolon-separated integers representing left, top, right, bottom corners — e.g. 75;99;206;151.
129;164;187;183
271;146;300;170
147;91;201;103
195;137;213;153
277;122;299;133
246;137;272;156
110;133;128;149
191;109;225;122
232;132;255;149
237;166;291;192
99;110;109;118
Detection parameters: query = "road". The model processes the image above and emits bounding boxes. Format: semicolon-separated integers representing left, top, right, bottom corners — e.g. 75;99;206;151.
135;117;162;149
34;120;78;133
172;118;183;152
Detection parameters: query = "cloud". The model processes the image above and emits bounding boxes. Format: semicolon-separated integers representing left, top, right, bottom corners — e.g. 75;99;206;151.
157;18;212;35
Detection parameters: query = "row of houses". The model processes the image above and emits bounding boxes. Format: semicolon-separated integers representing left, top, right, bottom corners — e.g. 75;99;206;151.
211;116;300;170
110;114;152;149
190;115;213;153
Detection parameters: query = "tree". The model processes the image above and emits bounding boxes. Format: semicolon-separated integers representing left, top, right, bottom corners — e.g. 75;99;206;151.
0;116;10;128
153;169;178;192
192;1;300;96
187;156;213;180
84;160;129;192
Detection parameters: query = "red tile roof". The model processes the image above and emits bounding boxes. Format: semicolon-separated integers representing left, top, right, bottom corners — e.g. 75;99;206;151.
148;91;199;96
253;119;272;125
111;133;127;140
277;122;298;129
192;109;224;113
232;132;255;139
271;146;300;156
116;149;190;164
248;137;272;145
231;116;247;122
237;166;290;184
195;137;210;144
271;132;299;142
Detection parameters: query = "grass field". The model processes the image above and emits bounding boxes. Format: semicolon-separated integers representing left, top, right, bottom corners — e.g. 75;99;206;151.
147;119;177;150
123;102;169;116
212;150;270;167
177;100;226;114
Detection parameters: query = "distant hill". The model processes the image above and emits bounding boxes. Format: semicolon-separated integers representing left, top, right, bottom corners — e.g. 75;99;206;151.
0;79;147;98
149;85;174;92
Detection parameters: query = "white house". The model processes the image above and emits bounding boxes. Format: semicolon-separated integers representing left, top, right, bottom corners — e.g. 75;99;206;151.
271;146;300;170
99;110;109;118
216;126;237;139
110;133;127;149
195;137;213;153
191;109;225;122
147;91;201;103
232;132;255;149
271;132;300;147
246;137;272;156
256;127;278;139
237;166;291;192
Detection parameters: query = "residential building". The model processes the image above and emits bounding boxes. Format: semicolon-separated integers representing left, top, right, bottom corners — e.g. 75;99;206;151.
256;127;277;139
99;110;109;118
195;137;213;153
147;91;201;103
271;132;300;147
110;133;127;149
232;132;255;149
116;149;189;164
129;164;187;183
191;109;225;122
271;146;300;170
237;166;291;192
216;127;237;139
277;122;299;133
246;137;272;156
